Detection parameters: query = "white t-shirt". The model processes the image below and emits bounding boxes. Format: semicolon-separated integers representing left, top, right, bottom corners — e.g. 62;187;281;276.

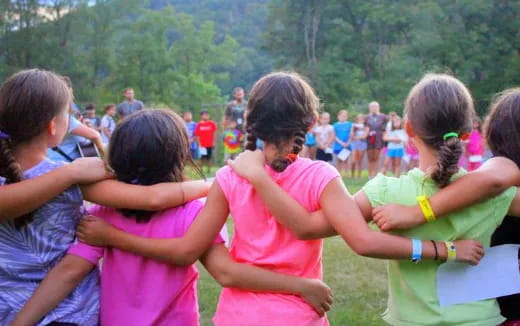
314;125;334;148
100;115;116;144
387;129;407;150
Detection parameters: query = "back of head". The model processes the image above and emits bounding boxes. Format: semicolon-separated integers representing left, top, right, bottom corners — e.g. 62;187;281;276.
485;88;520;168
0;69;71;227
108;109;198;222
245;71;319;172
405;73;474;188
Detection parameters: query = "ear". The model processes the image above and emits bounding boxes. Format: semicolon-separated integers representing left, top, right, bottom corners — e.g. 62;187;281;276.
48;117;58;136
405;120;415;138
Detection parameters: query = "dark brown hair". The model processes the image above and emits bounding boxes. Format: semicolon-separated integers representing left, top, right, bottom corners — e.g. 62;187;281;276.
0;69;72;227
108;109;202;222
485;88;520;167
104;104;116;113
405;73;474;188
245;71;319;172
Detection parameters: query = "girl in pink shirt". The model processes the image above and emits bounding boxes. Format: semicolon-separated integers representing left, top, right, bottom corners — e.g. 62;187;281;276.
466;117;484;171
12;110;332;326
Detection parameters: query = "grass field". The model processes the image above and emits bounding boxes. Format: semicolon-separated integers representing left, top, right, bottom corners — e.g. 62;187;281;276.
193;170;389;325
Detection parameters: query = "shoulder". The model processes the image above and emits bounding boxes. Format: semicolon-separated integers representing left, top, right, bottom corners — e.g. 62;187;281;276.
295;158;339;180
362;173;391;207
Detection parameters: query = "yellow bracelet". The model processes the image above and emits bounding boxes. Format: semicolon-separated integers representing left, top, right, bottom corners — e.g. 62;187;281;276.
445;241;457;261
417;195;436;222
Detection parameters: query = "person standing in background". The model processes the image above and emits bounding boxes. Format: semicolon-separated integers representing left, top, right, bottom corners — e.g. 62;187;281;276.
365;101;387;178
222;120;244;161
350;114;369;179
314;112;335;163
333;110;353;176
100;104;117;145
224;87;247;131
381;111;397;175
194;110;217;174
183;111;198;160
117;88;144;120
84;104;101;132
466;116;484;171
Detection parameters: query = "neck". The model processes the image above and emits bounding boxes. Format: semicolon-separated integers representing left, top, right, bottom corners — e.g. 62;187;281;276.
416;141;438;174
13;137;49;171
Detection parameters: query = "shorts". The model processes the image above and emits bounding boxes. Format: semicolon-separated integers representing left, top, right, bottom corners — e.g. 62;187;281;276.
387;148;404;158
190;148;199;160
200;147;213;160
316;149;333;162
351;140;367;151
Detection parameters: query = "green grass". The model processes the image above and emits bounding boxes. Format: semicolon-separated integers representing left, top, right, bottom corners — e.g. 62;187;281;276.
195;173;389;325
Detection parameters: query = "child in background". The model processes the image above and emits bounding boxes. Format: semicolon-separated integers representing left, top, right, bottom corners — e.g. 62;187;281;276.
302;131;317;160
183;111;198;160
315;112;335;163
383;116;407;177
13;110;332;326
381;111;398;175
83;104;101;132
405;138;419;171
100;104;116;145
350;114;369;179
222;120;244;161
466;116;484;171
194;110;217;174
333;110;352;176
226;74;504;326
0;70;217;326
74;72;483;326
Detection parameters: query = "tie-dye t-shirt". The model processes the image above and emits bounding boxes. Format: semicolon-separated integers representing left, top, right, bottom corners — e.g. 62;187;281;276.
0;159;99;326
222;129;243;154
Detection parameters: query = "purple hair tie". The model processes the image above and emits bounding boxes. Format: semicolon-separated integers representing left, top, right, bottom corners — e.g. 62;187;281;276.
131;178;140;185
0;131;10;140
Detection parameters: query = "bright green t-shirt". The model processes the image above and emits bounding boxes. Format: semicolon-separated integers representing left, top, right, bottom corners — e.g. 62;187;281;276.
362;168;517;326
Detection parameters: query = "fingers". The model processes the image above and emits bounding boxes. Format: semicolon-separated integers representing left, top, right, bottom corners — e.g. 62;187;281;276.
312;304;325;317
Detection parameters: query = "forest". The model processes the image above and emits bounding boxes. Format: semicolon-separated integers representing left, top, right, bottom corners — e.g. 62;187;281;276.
1;0;519;115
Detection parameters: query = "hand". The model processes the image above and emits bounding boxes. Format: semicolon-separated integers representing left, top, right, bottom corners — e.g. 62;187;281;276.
299;278;334;317
77;215;116;247
68;157;113;184
372;204;424;231
227;150;266;183
452;240;484;265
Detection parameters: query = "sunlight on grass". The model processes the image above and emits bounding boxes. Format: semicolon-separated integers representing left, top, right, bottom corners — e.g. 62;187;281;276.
196;174;388;325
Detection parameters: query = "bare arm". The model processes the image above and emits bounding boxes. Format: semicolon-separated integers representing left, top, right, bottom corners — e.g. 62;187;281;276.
327;129;335;147
200;244;333;316
323;178;483;264
372;157;520;231
10;255;95;326
77;181;229;266
71;123;105;156
81;179;211;211
0;158;111;220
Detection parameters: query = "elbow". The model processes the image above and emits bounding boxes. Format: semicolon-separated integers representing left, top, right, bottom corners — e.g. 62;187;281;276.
296;229;319;240
169;247;199;266
485;174;510;197
213;265;236;288
59;261;90;285
348;233;376;257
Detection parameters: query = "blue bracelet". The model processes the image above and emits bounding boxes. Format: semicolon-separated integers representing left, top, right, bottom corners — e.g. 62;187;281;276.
411;239;422;263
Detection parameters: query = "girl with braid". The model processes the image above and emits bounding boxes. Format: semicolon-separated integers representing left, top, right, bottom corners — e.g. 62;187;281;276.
74;72;484;326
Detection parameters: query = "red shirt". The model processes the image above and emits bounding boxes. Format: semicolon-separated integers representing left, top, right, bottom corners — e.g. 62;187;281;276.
195;120;217;148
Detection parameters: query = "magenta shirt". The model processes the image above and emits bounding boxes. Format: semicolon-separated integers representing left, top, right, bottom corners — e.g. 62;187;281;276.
466;130;484;156
213;158;340;326
68;200;223;326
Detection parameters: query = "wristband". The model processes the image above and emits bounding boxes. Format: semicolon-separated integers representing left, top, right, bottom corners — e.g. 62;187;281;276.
417;195;436;222
445;241;456;261
411;239;422;263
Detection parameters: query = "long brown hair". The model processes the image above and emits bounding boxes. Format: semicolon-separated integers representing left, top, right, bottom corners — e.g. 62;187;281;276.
245;71;319;172
108;109;202;222
0;69;71;227
405;73;474;188
485;88;520;167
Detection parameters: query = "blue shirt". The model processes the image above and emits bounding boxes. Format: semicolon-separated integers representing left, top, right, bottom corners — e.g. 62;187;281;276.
305;132;316;146
0;159;99;325
333;121;353;151
47;116;84;162
185;121;198;150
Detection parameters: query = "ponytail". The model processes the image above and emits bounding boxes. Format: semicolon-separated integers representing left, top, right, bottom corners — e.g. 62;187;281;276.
430;137;463;188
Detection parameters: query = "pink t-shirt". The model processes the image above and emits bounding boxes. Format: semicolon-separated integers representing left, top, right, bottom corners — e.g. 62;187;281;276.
213;157;340;326
68;200;223;326
466;130;484;156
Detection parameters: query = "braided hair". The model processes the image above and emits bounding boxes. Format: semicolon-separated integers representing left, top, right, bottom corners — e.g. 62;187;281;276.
405;74;474;188
0;69;71;227
245;72;319;172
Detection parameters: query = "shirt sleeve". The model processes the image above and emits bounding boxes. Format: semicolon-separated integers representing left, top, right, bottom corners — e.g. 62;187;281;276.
215;166;234;204
67;240;104;265
100;117;109;128
311;162;341;206
362;173;388;207
68;116;82;133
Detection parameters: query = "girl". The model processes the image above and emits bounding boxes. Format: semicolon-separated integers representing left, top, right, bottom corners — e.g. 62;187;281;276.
405;137;419;171
372;88;520;326
466;116;484;171
0;69;218;325
333;110;352;176
100;104;116;145
383;115;407;177
12;110;332;326
220;73;511;325
302;130;317;160
314;112;335;163
73;72;482;326
350;114;369;179
366;101;387;178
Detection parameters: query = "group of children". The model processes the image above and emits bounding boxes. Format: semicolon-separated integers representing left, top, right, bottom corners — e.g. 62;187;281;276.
304;107;488;179
183;110;243;174
0;69;519;326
